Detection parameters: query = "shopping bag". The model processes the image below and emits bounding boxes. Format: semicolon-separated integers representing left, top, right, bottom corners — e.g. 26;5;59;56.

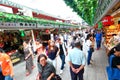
106;66;120;79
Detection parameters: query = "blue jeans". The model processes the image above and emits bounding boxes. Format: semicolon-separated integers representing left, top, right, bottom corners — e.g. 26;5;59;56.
5;75;13;80
87;49;93;65
59;54;65;70
96;40;101;49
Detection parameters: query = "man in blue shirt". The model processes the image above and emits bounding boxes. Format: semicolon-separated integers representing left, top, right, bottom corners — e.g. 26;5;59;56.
95;30;102;50
68;41;86;80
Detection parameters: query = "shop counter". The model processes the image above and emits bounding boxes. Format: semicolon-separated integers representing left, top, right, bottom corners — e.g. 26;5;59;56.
7;50;24;65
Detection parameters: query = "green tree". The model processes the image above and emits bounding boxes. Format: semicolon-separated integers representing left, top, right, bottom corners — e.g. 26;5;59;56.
64;0;98;26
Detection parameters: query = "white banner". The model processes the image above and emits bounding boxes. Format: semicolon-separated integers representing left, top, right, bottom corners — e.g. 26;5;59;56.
0;6;13;13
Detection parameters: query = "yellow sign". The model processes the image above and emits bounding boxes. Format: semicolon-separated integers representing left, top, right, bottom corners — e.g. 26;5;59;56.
12;58;20;64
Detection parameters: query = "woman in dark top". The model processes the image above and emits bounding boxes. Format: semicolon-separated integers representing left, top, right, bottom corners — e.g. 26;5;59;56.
56;38;67;74
46;40;60;68
36;54;56;80
108;43;120;69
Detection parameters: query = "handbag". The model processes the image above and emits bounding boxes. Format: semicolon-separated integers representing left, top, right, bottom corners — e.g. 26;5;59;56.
54;74;62;80
106;55;120;80
90;47;94;52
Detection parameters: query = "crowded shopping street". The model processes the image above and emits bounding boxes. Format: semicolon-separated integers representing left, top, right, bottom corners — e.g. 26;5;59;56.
13;44;108;80
0;0;120;80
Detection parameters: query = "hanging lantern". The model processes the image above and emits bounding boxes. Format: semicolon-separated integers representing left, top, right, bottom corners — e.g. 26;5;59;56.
98;22;102;29
46;29;49;33
94;24;98;28
39;32;42;35
55;29;58;32
109;25;116;29
20;30;25;37
102;15;114;27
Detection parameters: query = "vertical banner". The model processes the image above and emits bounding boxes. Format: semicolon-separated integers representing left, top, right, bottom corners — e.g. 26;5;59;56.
98;22;102;29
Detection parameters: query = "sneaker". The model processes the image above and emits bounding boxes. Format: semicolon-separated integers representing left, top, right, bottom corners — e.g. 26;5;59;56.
60;70;63;74
90;60;94;64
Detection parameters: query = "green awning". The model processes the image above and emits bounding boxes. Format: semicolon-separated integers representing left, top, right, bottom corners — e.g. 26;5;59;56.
0;12;79;28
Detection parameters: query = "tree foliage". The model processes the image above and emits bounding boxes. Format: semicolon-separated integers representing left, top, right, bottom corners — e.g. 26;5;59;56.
64;0;98;26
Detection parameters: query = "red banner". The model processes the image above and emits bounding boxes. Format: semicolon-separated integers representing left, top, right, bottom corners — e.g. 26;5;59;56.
102;16;114;26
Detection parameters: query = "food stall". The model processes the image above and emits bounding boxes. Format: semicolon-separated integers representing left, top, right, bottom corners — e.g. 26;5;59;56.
102;15;120;55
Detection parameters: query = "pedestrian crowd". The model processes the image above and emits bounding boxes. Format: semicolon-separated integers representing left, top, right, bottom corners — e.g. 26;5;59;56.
0;28;120;80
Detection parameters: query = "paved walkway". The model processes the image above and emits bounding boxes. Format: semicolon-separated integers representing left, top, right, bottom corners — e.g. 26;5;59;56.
13;45;108;80
84;46;108;80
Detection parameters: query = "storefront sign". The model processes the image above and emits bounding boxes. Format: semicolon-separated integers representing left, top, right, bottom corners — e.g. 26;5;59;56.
54;25;59;28
0;22;36;28
102;16;114;26
0;0;23;9
0;0;40;15
0;22;18;28
94;0;119;24
0;6;13;13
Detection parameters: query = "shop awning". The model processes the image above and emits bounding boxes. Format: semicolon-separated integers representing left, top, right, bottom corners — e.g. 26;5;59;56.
0;12;79;29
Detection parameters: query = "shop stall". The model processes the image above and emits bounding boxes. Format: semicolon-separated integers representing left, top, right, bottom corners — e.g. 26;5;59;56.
102;15;120;54
0;30;24;64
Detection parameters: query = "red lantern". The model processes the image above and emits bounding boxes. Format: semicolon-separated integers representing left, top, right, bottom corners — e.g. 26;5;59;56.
46;29;49;33
55;29;58;32
94;24;98;28
102;15;114;27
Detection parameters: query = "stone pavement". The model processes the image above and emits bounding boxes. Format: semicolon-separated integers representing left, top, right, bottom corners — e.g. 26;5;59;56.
13;45;108;80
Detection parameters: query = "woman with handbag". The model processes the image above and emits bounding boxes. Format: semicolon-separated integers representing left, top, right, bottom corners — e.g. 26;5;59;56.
86;34;95;65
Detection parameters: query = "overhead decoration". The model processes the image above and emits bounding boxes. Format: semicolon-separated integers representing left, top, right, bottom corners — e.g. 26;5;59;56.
102;15;114;27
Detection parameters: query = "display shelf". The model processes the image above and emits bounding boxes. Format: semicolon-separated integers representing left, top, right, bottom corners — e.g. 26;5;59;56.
104;25;120;45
